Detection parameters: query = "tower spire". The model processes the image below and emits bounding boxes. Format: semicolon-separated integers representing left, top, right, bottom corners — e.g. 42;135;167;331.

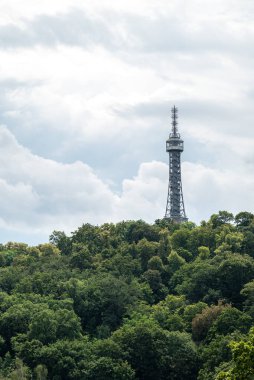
171;105;178;136
165;106;187;222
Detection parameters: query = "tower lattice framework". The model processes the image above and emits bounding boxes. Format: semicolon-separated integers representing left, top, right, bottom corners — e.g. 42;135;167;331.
165;106;188;222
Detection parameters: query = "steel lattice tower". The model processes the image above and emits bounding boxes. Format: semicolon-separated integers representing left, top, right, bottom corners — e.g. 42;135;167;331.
165;106;188;222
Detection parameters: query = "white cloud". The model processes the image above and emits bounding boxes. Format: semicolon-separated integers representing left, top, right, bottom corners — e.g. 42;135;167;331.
0;45;162;141
0;0;253;243
116;161;167;221
0;129;167;241
116;159;254;225
0;126;117;232
183;162;254;221
0;126;253;243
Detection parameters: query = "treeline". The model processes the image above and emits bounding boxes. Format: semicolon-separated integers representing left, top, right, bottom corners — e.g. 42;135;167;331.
0;211;253;379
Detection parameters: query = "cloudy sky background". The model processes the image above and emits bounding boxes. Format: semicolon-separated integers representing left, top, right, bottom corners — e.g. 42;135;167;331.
0;0;254;244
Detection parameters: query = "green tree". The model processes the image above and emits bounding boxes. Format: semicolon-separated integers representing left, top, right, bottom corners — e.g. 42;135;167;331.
71;223;103;254
49;230;72;255
0;301;43;343
64;275;143;335
34;364;48;380
170;228;191;251
113;317;198;380
152;302;185;332
136;238;159;271
171;253;254;304
28;309;58;344
198;332;243;380
123;220;160;243
8;358;30;380
235;211;254;228
216;253;254;304
208;308;252;339
192;302;230;342
183;302;207;332
216;327;254;380
82;357;135;380
198;246;210;260
209;211;234;229
142;270;167;301
158;228;171;262
12;336;43;368
147;256;164;272
28;308;82;343
170;259;219;303
240;280;254;317
37;244;60;257
70;243;92;270
34;339;90;379
167;251;185;277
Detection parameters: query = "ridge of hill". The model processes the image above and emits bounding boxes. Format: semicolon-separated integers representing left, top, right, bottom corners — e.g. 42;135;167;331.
0;211;253;379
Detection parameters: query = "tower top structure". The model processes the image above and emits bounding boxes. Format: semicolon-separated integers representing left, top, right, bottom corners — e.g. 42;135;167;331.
171;105;179;137
164;106;187;222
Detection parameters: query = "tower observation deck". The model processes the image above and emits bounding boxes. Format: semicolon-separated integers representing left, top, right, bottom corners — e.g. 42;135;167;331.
164;106;188;222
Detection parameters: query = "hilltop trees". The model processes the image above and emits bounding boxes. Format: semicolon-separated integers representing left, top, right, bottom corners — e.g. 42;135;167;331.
0;213;253;379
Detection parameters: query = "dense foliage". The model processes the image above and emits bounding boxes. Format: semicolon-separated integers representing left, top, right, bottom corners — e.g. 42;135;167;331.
0;210;253;379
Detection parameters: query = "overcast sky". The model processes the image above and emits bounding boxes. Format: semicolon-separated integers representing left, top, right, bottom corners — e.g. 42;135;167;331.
0;0;253;244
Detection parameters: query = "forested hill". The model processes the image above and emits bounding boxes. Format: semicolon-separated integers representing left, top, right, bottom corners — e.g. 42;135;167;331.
0;211;254;379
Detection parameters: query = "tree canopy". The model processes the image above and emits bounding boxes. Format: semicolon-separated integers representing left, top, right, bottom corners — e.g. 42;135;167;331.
0;212;253;379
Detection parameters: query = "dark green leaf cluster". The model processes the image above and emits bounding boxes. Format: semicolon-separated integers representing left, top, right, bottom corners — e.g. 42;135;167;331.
0;211;253;379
